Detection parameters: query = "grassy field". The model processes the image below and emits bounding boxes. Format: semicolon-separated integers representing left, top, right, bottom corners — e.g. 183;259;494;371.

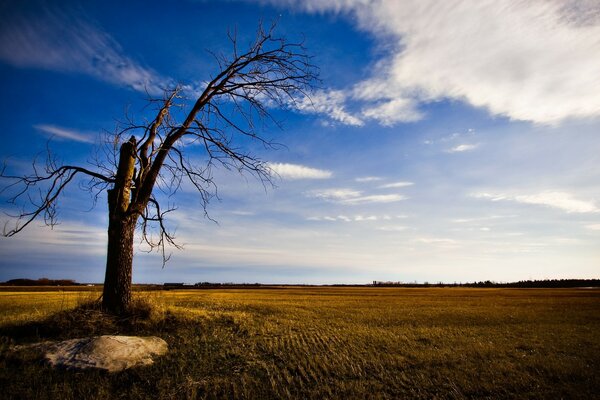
0;287;598;399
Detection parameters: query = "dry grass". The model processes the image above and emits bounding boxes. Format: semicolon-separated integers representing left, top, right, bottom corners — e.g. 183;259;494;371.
1;287;599;399
0;290;100;326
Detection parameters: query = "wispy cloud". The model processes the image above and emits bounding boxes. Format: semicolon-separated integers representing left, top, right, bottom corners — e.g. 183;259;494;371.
33;124;94;144
451;215;517;223
310;188;362;201
344;194;407;204
379;181;414;189
309;188;407;204
296;85;422;126
359;96;423;125
377;226;408;232
308;214;402;222
413;237;460;249
259;0;600;124
295;89;363;126
446;144;479;153
268;163;332;180
231;210;255;216
474;191;599;214
355;176;383;182
0;6;168;94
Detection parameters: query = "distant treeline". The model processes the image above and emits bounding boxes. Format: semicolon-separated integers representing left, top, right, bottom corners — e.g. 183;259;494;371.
3;278;598;289
371;279;600;288
1;278;80;286
163;282;277;290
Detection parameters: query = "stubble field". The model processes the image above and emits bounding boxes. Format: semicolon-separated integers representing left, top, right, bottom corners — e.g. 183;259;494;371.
0;287;599;399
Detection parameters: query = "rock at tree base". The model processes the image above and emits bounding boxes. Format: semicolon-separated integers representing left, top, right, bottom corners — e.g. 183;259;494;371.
40;335;168;372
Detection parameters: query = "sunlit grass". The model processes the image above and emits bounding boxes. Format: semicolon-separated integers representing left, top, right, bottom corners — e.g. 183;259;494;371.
1;287;599;399
0;291;100;326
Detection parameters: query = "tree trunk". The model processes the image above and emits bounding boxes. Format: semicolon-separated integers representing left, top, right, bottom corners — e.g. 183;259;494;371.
102;215;136;314
102;137;137;314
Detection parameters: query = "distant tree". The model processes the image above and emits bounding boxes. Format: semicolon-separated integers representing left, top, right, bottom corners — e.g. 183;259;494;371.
1;23;317;314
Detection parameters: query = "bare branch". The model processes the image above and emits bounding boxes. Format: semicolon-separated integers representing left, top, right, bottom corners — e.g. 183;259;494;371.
2;20;317;265
1;158;113;236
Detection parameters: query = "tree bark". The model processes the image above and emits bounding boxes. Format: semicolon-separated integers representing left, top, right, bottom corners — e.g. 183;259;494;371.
102;137;137;314
102;215;136;314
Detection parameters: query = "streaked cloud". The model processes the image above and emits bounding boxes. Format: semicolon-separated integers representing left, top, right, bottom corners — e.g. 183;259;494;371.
268;162;332;180
354;214;378;221
359;96;423;125
345;194;407;205
230;210;255;216
451;215;517;223
379;181;414;189
0;218;106;258
260;0;600;124
474;191;599;214
309;188;407;204
308;214;403;222
355;176;383;182
295;89;363;126
446;144;479;153
33;124;94;144
377;226;408;232
413;237;460;249
309;188;362;201
0;6;168;94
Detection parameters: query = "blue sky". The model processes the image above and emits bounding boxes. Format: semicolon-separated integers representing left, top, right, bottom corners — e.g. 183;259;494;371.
0;0;599;284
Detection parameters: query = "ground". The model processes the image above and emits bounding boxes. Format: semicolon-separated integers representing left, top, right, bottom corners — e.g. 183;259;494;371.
0;287;599;399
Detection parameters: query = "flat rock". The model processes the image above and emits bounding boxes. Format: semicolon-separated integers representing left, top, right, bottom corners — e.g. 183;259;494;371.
32;335;168;372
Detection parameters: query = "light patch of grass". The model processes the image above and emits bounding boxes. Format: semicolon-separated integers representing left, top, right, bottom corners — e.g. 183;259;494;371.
0;291;99;326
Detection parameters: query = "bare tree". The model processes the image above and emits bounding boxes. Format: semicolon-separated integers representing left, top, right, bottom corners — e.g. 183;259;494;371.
1;23;317;314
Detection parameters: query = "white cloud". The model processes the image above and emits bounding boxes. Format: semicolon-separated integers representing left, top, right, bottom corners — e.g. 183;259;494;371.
355;176;383;182
474;193;509;202
585;224;600;230
0;7;168;94
231;210;255;216
268;163;332;180
33;124;94;144
307;214;405;222
514;192;599;213
260;0;600;124
379;181;414;189
360;97;422;125
451;215;517;223
253;0;364;13
446;144;479;153
475;191;599;213
310;188;362;200
309;188;407;204
377;226;407;232
295;89;364;126
342;194;407;205
354;215;378;221
414;237;460;247
0;219;107;257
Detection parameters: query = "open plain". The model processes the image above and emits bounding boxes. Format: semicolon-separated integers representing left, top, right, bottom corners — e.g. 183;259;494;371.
0;287;598;399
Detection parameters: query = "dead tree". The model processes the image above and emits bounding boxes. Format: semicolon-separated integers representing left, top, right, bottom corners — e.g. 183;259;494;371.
1;24;317;314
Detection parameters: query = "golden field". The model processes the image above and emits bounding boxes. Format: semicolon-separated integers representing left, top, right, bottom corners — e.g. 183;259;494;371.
0;287;599;399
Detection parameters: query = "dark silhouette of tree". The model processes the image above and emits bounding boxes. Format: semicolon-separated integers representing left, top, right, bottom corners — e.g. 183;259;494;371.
1;23;317;314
